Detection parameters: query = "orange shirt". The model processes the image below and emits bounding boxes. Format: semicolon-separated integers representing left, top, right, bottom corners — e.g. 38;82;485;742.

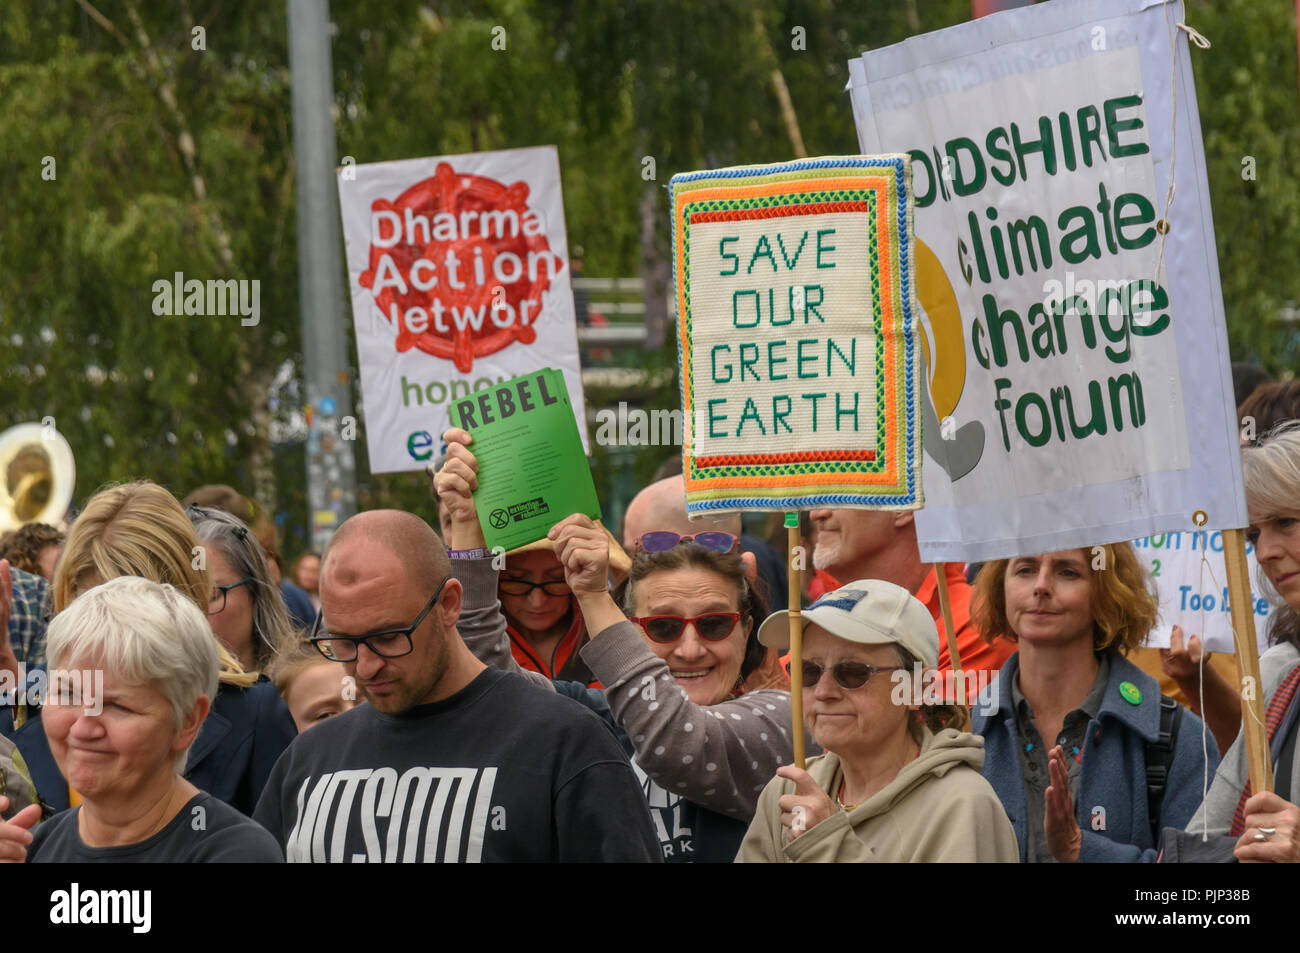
782;564;1013;675
915;563;1015;674
806;569;840;601
506;600;603;689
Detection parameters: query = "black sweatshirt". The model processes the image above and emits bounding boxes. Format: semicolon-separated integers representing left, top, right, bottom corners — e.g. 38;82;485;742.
30;792;283;862
253;667;660;863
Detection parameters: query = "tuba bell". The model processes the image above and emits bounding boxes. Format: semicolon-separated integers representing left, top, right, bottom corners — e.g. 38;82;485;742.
0;422;76;534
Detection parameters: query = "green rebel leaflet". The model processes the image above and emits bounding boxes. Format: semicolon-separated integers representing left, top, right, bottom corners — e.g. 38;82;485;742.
670;155;923;516
849;0;1246;563
448;368;600;551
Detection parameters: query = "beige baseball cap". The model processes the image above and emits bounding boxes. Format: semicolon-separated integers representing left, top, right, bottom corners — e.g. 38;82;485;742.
758;579;938;669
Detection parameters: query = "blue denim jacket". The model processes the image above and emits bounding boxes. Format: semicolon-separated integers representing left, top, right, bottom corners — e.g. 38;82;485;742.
971;651;1220;862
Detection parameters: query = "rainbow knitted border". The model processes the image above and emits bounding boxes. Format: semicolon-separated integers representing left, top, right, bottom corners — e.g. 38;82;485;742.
669;155;922;515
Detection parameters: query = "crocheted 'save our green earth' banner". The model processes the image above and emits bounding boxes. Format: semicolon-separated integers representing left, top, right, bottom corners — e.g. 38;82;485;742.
670;155;923;516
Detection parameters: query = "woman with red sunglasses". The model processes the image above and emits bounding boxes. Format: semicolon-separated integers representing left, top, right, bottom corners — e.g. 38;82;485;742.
434;430;811;862
554;512;807;863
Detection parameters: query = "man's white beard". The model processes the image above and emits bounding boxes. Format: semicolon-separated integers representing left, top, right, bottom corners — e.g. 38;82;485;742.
812;538;840;573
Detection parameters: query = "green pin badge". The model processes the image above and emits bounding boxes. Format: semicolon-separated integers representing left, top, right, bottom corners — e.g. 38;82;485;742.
1119;681;1142;705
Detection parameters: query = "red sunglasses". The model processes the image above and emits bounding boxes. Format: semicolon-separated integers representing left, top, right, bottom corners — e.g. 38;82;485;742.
628;612;742;644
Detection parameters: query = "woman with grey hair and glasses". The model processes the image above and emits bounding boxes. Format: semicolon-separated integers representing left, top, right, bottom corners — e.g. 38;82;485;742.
0;576;282;862
187;505;296;674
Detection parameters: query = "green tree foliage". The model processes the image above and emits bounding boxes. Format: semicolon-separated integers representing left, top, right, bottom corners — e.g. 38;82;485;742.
0;18;292;506
1187;0;1300;372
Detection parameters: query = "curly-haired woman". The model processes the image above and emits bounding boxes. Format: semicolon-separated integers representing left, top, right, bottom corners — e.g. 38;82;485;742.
971;542;1219;862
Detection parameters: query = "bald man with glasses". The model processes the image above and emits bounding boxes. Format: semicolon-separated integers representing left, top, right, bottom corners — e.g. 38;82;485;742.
252;509;659;863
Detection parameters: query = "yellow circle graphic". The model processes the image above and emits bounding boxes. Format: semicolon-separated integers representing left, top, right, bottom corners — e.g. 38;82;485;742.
915;238;965;422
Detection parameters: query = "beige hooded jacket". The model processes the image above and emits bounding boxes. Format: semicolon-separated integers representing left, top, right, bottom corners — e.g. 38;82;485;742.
735;727;1019;862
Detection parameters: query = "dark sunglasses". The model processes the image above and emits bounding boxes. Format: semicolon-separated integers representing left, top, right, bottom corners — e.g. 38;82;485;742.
634;531;738;555
499;578;572;597
801;660;901;691
628;612;741;644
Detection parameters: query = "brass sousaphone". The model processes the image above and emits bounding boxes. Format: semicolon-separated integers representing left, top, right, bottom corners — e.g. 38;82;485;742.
0;422;76;533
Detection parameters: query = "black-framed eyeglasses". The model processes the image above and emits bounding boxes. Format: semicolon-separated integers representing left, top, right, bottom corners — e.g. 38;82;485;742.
499;578;572;597
310;576;450;662
634;532;737;555
800;660;901;691
209;577;254;614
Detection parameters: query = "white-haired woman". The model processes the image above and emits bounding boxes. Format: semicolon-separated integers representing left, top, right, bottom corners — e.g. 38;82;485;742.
0;576;282;862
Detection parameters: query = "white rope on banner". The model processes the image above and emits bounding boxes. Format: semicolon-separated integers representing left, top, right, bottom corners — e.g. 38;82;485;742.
1160;6;1215;839
1177;22;1212;49
1154;5;1212;286
1193;547;1219;840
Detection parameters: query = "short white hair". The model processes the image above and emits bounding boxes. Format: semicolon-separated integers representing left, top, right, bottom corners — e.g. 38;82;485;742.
46;575;220;771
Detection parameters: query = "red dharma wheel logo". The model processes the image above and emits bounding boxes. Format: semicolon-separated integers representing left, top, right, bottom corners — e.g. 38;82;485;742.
360;162;561;373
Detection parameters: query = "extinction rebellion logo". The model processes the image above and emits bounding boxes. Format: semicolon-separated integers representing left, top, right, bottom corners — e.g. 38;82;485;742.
360;162;566;373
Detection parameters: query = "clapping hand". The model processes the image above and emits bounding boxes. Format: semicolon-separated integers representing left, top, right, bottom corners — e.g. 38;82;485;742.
1160;625;1206;682
1044;745;1082;863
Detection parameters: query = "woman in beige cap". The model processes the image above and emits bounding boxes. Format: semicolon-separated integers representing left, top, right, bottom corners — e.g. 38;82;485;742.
736;579;1018;862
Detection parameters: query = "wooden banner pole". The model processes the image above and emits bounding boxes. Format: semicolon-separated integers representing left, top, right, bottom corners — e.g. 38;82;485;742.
932;563;965;704
786;512;805;769
1222;528;1273;794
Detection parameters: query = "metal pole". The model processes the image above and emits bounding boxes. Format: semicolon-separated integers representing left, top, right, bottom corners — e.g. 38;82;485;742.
288;0;357;554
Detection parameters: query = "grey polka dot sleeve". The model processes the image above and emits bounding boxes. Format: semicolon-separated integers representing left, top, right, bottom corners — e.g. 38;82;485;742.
581;621;811;819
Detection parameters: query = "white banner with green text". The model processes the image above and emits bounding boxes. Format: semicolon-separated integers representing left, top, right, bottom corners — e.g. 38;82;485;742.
849;0;1245;562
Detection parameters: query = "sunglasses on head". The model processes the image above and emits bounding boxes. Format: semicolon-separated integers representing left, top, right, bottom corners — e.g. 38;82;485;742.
187;503;250;542
634;531;738;555
628;611;741;644
801;659;901;690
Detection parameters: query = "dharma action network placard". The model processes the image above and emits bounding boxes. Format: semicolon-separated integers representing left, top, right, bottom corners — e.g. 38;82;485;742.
338;146;587;474
849;0;1245;562
670;155;923;516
